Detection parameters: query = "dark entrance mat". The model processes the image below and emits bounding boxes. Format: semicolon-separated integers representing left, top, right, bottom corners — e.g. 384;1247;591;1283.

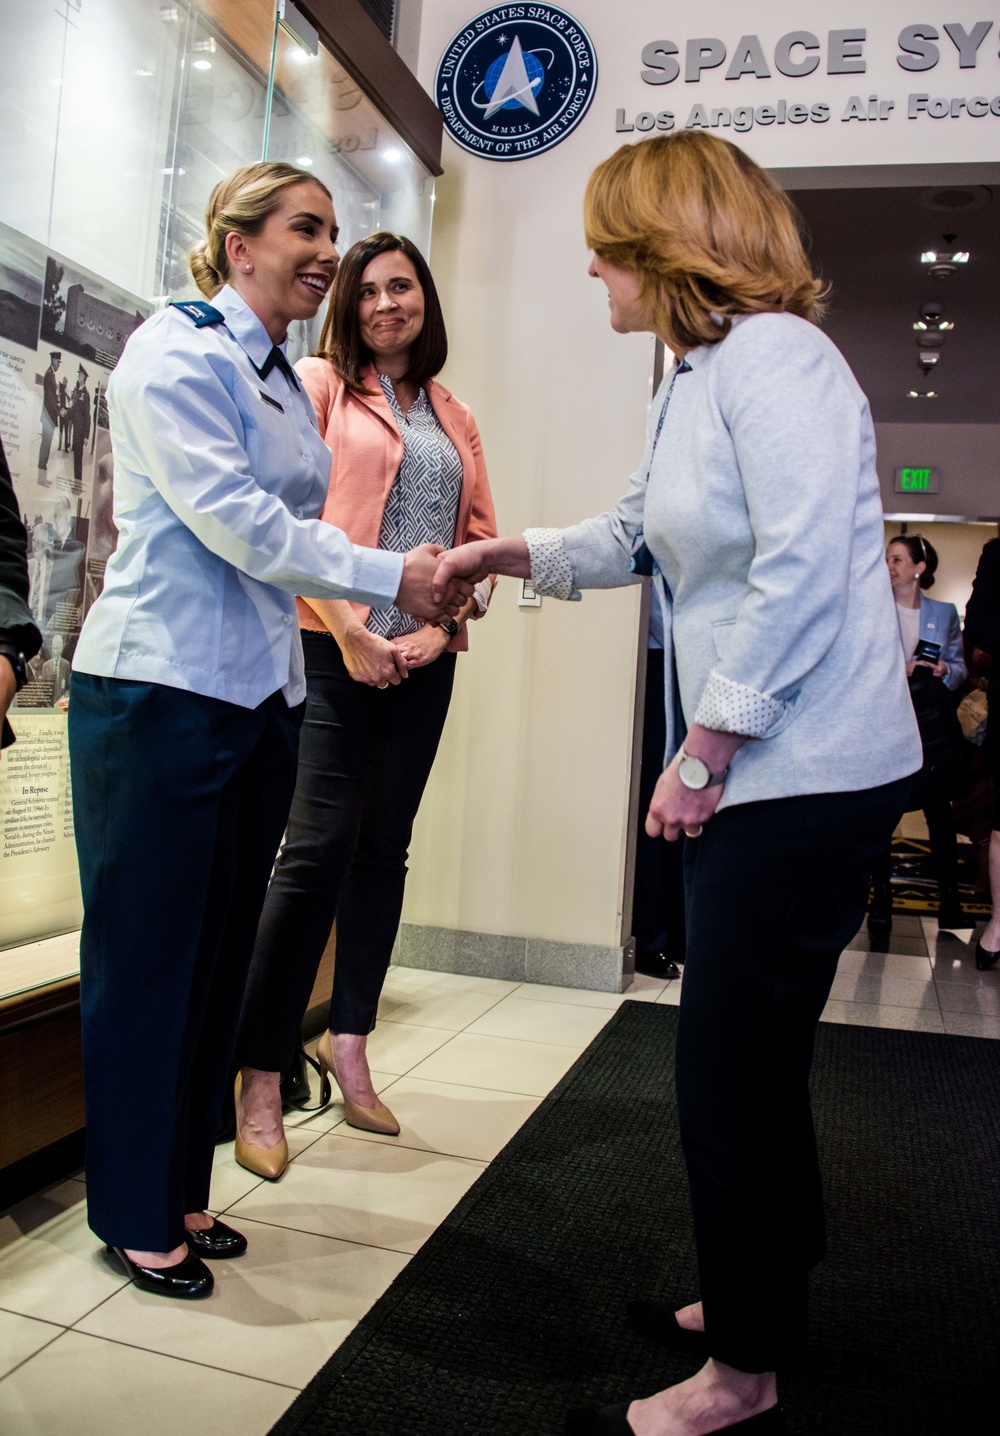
269;1003;1000;1436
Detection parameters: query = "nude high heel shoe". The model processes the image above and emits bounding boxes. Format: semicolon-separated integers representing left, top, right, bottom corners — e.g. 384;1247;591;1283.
233;1072;289;1180
317;1030;400;1136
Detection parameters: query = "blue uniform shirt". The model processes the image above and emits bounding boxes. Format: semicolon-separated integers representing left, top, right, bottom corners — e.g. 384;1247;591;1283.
73;284;403;708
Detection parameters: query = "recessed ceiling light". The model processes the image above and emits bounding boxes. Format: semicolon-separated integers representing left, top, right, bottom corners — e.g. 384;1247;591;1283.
295;155;314;167
192;59;212;70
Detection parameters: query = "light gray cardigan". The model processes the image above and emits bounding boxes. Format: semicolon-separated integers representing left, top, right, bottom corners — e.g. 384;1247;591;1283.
530;312;921;810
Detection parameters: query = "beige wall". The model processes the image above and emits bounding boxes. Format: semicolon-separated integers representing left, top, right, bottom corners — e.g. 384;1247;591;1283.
403;1;997;949
876;424;1000;521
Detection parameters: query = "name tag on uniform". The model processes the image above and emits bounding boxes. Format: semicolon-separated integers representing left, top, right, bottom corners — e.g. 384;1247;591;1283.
258;390;284;413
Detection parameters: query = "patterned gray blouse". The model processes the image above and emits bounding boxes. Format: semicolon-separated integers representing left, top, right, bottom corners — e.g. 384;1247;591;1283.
367;375;464;640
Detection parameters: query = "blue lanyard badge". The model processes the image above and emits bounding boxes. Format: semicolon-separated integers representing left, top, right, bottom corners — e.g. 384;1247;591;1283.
629;360;691;578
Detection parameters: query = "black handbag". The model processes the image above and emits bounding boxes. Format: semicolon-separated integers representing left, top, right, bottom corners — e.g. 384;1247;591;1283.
907;666;968;802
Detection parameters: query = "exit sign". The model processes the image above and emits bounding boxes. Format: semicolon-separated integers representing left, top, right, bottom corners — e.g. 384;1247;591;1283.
894;466;940;494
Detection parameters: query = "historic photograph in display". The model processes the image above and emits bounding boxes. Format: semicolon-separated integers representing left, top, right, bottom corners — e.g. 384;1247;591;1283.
0;221;150;948
0;225;43;351
0;221;150;708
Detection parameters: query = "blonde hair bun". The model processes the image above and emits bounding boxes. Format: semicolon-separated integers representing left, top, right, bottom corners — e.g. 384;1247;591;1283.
187;161;332;299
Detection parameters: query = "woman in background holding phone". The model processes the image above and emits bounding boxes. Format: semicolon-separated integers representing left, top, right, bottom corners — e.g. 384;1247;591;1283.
868;534;967;934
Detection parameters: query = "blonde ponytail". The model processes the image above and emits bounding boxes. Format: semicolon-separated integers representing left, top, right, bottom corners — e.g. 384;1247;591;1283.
188;161;332;298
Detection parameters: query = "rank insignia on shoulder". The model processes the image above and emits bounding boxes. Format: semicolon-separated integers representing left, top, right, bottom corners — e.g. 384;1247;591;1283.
170;300;225;327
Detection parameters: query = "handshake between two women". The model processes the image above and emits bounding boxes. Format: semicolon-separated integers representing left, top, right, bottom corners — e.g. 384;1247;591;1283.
396;536;527;623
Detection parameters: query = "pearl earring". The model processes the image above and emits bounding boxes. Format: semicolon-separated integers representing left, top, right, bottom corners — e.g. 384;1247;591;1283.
244;264;252;272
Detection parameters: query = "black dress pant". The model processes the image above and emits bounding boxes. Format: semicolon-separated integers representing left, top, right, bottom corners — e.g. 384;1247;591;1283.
677;777;909;1373
870;779;958;897
69;675;302;1252
632;650;686;959
236;631;456;1073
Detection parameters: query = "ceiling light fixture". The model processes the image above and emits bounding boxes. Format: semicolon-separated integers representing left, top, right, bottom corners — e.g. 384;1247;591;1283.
907;390;939;398
192;59;212;69
921;247;971;279
295;155;314;166
382;147;404;163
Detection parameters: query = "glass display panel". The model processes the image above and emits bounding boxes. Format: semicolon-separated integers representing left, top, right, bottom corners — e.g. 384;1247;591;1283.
0;0;434;983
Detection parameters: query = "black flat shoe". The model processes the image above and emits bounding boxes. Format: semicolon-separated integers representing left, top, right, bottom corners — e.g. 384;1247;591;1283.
185;1217;248;1259
108;1246;214;1299
565;1403;785;1435
975;940;1000;971
626;1299;708;1354
635;952;683;981
866;881;892;935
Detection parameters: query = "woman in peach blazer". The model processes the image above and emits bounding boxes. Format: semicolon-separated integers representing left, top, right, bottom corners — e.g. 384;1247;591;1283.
232;233;497;1173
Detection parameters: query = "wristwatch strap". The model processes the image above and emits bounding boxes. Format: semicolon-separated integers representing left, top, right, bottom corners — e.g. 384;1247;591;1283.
438;617;459;638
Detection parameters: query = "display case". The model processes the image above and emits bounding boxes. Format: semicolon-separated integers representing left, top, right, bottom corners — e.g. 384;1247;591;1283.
0;0;437;986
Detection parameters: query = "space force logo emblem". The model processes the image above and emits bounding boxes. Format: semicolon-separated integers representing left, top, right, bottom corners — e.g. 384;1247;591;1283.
436;6;598;162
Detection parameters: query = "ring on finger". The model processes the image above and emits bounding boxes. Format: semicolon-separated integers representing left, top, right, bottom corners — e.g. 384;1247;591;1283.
683;825;703;838
378;681;389;690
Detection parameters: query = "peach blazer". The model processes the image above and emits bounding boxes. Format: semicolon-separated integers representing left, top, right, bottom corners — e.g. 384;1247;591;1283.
294;358;498;652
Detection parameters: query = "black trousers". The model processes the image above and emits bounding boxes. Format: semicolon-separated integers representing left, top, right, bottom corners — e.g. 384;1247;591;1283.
236;631;456;1072
871;781;958;895
632;650;686;958
677;777;909;1373
69;674;302;1251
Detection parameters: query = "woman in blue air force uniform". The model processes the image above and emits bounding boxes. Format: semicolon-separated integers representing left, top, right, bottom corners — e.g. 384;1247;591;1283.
68;162;464;1299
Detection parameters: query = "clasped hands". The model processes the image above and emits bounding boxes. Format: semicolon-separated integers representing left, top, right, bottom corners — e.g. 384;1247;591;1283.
396;536;525;631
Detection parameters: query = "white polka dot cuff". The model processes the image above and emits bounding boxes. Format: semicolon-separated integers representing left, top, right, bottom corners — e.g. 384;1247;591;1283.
693;671;785;737
524;527;576;600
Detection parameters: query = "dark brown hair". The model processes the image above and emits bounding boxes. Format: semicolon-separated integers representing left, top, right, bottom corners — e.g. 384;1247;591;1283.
584;131;826;354
888;533;938;589
315;232;447;394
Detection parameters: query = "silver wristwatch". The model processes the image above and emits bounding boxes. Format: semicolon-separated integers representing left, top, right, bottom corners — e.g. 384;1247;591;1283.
677;744;729;791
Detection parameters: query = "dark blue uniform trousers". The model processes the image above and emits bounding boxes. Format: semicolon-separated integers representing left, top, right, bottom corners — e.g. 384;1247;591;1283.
69;674;302;1252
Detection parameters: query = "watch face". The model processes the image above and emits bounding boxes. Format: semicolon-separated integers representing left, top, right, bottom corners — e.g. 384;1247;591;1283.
679;753;709;790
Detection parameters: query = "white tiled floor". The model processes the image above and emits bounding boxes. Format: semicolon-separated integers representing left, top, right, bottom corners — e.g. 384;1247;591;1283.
1;929;997;1435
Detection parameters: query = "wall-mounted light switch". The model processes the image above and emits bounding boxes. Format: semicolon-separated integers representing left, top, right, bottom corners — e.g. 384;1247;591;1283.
518;579;542;607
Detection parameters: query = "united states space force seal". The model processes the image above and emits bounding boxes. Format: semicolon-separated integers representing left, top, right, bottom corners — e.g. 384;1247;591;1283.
436;6;598;162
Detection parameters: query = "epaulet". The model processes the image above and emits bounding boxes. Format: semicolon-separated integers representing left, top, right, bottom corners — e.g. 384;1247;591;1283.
169;300;225;328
